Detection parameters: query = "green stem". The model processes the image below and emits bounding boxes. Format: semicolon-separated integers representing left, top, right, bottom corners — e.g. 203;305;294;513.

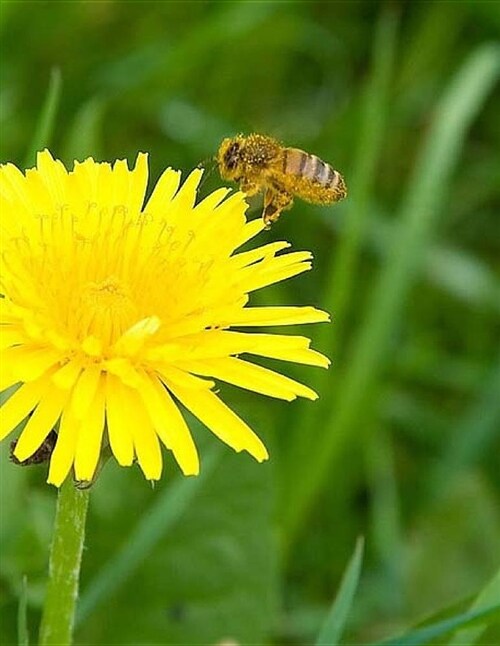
39;478;90;646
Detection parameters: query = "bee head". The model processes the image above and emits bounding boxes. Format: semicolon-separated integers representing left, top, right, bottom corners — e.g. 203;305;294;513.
217;136;245;180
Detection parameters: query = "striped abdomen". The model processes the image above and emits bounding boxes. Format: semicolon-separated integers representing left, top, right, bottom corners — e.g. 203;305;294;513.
282;147;344;192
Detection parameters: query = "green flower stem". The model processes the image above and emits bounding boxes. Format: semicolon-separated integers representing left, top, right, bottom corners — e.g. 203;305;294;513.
39;478;90;646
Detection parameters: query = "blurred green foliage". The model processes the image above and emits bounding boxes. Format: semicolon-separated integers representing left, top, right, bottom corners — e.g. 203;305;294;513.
1;1;499;644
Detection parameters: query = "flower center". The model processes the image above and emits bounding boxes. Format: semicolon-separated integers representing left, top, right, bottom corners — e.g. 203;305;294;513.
83;276;130;311
78;275;138;349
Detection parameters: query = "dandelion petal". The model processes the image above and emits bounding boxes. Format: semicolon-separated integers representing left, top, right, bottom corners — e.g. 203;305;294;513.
47;407;80;486
105;374;134;466
179;357;318;401
74;377;106;482
168;383;268;462
0;378;49;441
13;386;68;461
139;374;199;476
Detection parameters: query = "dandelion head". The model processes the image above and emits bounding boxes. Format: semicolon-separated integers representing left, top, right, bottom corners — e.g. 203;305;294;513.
0;151;330;486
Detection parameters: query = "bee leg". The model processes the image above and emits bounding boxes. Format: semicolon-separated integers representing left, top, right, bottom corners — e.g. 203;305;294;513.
263;189;293;227
238;179;260;196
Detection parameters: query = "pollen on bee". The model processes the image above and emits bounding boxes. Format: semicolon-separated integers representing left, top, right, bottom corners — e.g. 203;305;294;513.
216;133;347;225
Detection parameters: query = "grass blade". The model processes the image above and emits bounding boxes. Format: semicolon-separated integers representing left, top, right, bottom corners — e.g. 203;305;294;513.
76;448;221;624
448;567;500;645
283;6;398;549
366;428;403;609
319;8;399;353
283;43;500;544
23;68;62;168
17;575;29;646
428;353;500;502
324;209;500;313
62;96;105;162
375;603;500;646
315;537;364;645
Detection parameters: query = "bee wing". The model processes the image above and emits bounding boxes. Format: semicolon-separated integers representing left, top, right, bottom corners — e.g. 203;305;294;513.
196;157;218;191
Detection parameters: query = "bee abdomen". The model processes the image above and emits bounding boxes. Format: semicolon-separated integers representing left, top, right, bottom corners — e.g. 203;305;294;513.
326;167;346;196
283;148;342;190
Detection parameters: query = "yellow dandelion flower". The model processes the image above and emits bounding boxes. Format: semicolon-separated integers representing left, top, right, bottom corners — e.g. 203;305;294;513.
0;151;330;486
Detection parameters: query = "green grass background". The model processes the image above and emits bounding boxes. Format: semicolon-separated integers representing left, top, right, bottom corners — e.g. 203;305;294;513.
0;1;499;644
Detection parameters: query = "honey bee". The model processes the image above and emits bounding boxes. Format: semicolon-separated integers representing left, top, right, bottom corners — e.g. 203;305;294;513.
217;133;347;226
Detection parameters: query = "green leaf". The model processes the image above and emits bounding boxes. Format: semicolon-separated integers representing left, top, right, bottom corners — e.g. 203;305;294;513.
77;447;222;625
17;575;29;646
315;537;364;645
375;603;500;646
23;68;62;168
77;438;277;644
448;567;500;645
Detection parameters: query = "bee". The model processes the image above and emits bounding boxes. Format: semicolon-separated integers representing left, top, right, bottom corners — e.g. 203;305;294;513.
216;133;347;226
